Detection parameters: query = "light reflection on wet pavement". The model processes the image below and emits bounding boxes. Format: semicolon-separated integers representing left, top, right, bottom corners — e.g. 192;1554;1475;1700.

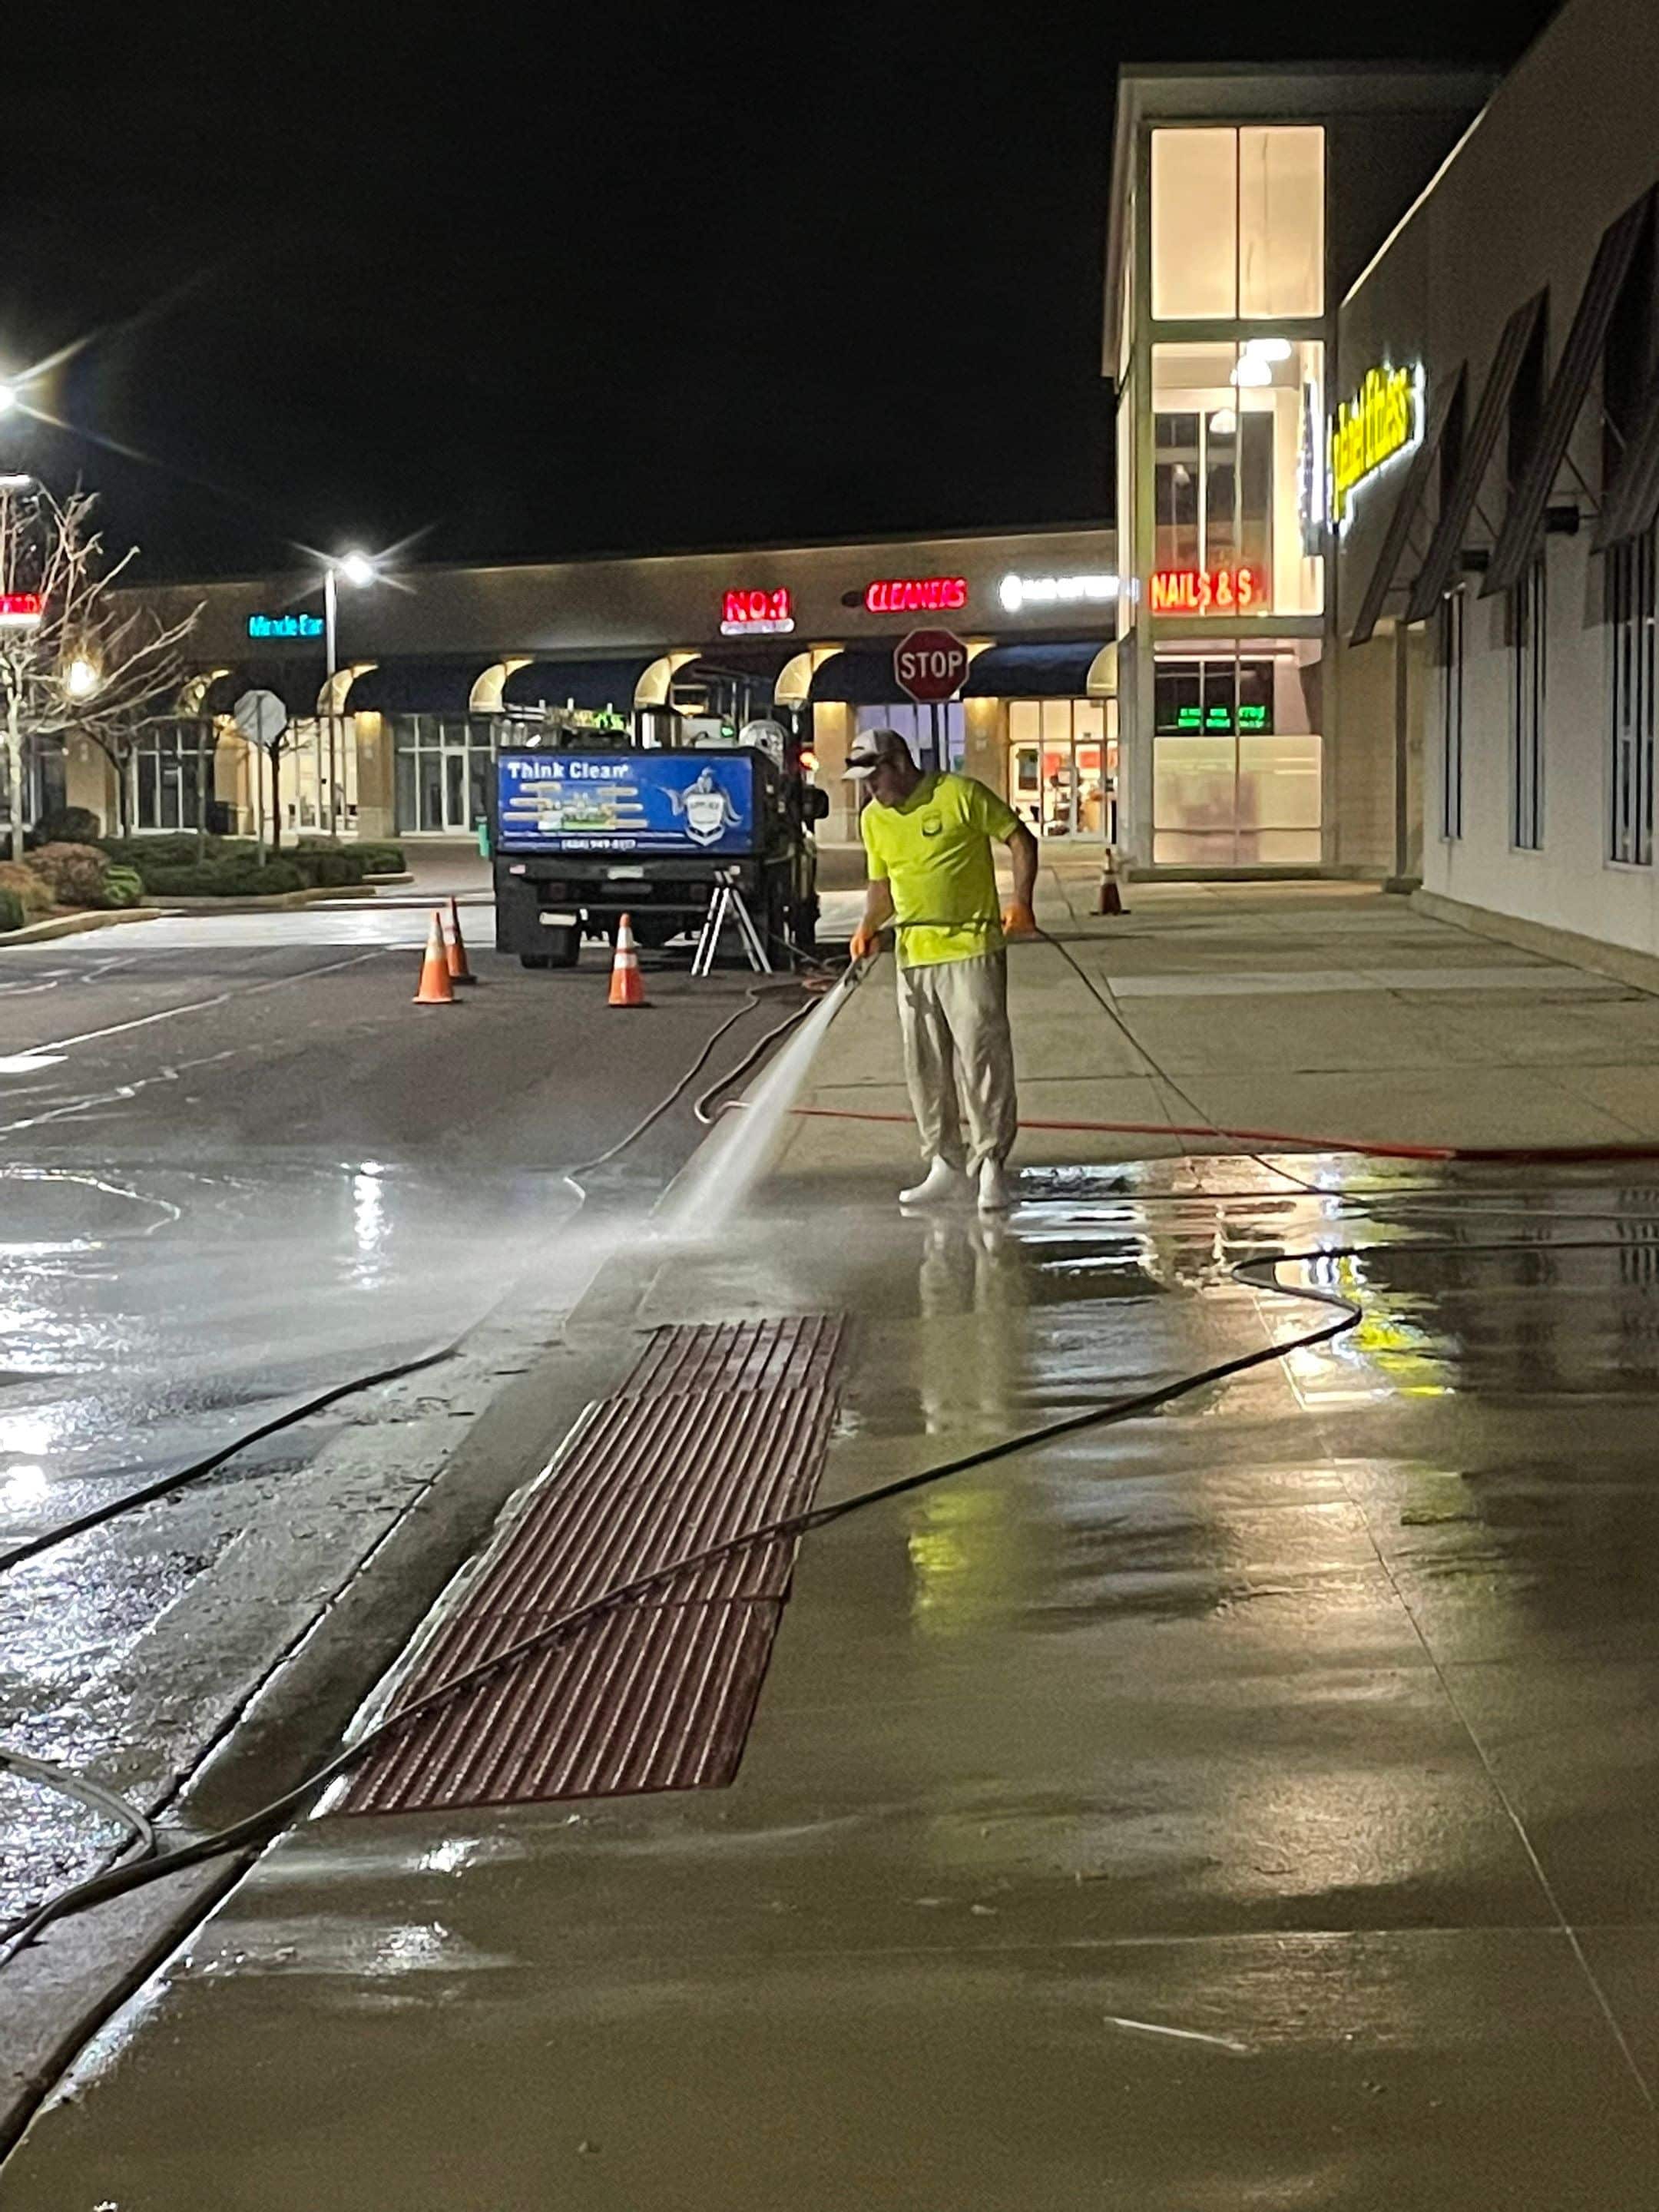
9;1158;1659;2204
0;1155;577;1925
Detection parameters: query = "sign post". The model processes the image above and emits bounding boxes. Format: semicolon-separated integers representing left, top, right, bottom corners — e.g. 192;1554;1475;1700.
233;688;288;859
893;628;970;774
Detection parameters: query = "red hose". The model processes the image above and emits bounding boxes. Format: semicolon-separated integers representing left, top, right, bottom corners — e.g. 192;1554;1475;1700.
791;1104;1659;1167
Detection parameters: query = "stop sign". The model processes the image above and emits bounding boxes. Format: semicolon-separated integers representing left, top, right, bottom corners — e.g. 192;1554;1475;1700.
893;628;969;704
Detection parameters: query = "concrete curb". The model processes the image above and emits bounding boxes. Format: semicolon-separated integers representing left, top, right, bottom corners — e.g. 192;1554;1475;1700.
147;884;379;913
0;907;164;948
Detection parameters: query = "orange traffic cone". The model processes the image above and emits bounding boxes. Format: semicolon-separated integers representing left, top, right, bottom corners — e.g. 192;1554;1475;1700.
1097;846;1127;917
445;896;477;985
413;908;456;1005
608;912;647;1008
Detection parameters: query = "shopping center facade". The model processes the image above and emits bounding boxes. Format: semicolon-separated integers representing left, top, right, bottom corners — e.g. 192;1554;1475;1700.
1329;0;1659;974
65;525;1120;849
51;0;1659;972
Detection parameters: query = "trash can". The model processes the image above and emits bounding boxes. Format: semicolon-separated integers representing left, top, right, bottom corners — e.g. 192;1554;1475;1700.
475;816;490;858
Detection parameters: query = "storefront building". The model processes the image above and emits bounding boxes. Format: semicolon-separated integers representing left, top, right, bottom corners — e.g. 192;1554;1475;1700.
1330;0;1659;975
1104;62;1491;873
84;526;1119;848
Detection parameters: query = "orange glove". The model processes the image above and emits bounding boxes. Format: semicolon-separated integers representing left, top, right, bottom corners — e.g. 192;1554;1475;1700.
849;922;882;961
1001;901;1038;938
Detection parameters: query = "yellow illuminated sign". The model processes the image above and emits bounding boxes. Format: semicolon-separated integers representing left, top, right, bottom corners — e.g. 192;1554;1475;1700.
1330;365;1418;525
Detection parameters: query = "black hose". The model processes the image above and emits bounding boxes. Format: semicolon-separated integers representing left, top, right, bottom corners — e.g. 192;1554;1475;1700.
0;1240;1357;1960
0;982;825;1581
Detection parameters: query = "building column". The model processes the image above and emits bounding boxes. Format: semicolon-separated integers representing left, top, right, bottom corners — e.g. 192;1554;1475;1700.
812;701;859;840
963;697;1007;797
352;712;396;841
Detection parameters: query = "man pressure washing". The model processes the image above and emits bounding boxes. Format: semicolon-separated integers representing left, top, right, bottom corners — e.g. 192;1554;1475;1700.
846;727;1038;1212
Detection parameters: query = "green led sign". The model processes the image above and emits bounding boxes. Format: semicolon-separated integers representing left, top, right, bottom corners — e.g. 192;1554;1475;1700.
1171;703;1270;733
247;612;324;641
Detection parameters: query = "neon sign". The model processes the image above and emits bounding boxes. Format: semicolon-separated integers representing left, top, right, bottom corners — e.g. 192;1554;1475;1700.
1149;566;1266;614
1330;364;1419;526
0;591;41;628
720;587;794;637
1168;703;1270;733
247;611;324;640
863;576;967;614
999;571;1119;613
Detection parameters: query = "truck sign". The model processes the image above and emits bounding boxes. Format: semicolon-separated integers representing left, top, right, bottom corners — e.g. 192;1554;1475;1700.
496;750;757;856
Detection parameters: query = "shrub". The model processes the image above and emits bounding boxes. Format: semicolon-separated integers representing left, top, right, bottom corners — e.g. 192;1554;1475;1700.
25;841;115;909
297;836;403;876
0;888;23;933
0;860;55;922
297;849;366;888
32;806;103;848
141;857;306;899
102;866;145;909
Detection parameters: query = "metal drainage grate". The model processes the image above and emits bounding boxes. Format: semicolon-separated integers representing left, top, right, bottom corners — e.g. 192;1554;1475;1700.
340;1316;845;1816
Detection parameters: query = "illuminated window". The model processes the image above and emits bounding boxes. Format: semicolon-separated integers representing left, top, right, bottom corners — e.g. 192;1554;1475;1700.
1152;342;1325;616
131;725;209;833
1150;126;1323;322
1008;698;1118;842
1152;642;1322;865
394;716;495;834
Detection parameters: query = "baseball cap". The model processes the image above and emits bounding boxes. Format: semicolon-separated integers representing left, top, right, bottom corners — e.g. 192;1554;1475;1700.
843;727;914;780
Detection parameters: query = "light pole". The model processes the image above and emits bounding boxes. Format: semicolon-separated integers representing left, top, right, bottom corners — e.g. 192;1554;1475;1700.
320;550;377;838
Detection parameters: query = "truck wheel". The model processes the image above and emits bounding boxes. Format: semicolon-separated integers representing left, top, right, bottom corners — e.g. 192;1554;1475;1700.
519;953;553;970
793;896;820;961
541;926;580;968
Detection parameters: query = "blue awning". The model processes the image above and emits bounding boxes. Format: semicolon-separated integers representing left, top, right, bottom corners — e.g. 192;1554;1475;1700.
193;662;327;720
962;643;1109;698
500;657;655;714
343;660;489;714
808;648;902;705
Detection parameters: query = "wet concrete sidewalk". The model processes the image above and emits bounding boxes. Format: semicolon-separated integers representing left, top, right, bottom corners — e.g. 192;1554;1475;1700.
795;876;1659;1174
9;888;1659;2206
9;1154;1659;2207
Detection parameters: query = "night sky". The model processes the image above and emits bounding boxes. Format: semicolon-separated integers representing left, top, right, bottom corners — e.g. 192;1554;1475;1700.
0;4;1558;582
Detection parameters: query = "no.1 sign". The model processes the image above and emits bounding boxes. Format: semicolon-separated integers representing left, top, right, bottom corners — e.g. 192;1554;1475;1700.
893;628;969;704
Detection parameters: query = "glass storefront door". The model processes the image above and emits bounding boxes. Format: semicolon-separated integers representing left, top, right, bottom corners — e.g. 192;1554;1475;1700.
1008;699;1118;842
392;717;498;833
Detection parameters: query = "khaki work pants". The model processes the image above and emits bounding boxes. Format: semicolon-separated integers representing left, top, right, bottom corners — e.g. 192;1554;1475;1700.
896;950;1018;1174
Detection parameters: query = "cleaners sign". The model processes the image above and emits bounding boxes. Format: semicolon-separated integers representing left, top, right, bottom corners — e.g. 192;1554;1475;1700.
1330;364;1419;527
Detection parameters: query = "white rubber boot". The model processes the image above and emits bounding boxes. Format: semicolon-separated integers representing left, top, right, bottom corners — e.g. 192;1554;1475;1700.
899;1157;969;1208
976;1158;1013;1213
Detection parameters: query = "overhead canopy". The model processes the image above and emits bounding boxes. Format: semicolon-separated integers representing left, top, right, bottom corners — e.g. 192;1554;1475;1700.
963;642;1112;698
1405;290;1546;626
500;657;656;713
1485;189;1653;597
672;643;800;686
343;659;487;714
809;648;902;705
1349;364;1467;647
192;661;329;720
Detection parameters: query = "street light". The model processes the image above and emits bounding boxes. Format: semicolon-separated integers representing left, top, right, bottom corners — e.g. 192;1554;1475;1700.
320;551;379;838
65;657;98;700
0;384;17;416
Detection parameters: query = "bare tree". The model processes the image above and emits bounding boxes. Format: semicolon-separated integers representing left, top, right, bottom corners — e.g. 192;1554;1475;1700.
0;485;200;858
